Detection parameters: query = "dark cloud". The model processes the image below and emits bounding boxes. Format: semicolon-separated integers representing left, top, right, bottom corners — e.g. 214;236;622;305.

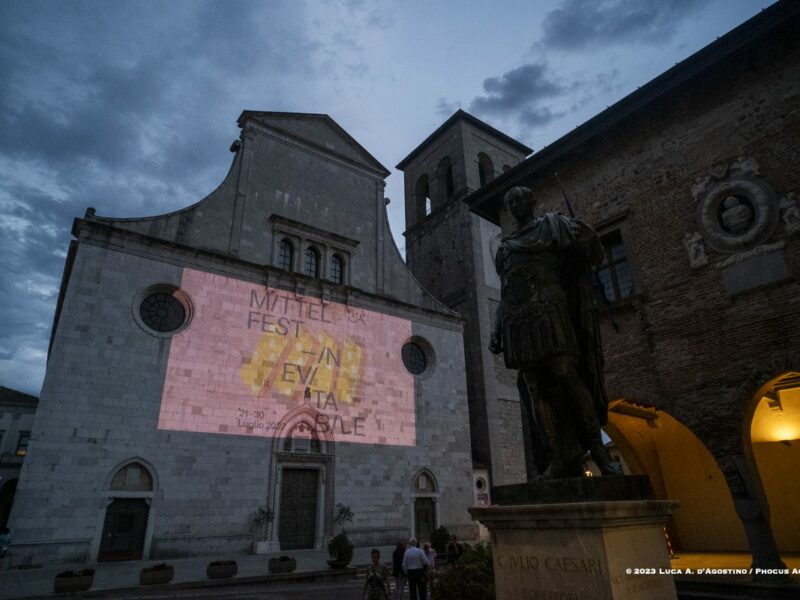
468;63;570;128
471;64;562;116
0;0;325;394
542;0;710;50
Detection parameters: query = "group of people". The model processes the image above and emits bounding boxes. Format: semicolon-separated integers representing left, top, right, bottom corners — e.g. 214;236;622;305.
363;535;463;600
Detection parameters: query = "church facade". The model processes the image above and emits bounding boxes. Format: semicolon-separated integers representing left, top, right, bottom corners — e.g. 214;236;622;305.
8;112;476;566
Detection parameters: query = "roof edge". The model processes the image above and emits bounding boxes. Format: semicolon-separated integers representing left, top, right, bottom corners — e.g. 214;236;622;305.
396;109;532;170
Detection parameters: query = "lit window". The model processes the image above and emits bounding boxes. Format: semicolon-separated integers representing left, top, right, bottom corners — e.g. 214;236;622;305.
330;255;344;284
304;247;320;278
15;431;31;456
596;230;634;302
279;239;294;271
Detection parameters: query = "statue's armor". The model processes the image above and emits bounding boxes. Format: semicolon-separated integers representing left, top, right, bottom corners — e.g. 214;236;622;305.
497;241;579;369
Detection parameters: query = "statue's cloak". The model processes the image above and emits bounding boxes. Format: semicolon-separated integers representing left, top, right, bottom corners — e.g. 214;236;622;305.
500;213;609;425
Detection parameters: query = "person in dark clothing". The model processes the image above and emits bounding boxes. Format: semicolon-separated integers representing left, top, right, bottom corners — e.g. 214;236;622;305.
392;539;407;599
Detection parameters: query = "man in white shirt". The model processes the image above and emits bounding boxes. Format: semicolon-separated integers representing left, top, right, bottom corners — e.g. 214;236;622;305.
402;538;430;600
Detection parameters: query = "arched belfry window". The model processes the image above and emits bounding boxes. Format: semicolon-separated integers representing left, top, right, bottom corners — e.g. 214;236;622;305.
279;239;294;271
110;462;153;491
330;254;344;284
415;175;431;219
437;157;455;199
478;153;495;187
304;247;320;278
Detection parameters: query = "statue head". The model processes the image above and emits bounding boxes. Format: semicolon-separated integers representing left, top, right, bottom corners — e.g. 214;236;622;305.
504;186;536;223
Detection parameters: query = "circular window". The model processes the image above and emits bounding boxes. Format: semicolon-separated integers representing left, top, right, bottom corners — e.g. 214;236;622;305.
134;285;193;336
139;292;186;332
402;342;427;375
476;478;486;491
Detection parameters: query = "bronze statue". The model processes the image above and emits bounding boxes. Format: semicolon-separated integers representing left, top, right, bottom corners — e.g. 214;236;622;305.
489;186;621;478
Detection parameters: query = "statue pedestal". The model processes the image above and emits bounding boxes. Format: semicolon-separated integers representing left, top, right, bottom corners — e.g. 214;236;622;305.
470;480;677;600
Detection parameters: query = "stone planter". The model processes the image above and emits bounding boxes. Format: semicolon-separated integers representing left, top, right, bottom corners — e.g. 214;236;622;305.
53;569;94;593
326;558;350;569
207;561;238;579
139;564;175;585
269;556;297;573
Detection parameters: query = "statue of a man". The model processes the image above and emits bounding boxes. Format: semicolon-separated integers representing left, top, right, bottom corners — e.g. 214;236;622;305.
489;186;621;478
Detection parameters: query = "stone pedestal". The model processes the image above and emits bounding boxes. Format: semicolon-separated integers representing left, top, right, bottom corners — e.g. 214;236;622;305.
470;499;678;600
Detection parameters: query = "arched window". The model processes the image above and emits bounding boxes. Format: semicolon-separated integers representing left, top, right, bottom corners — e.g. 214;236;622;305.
279;239;294;271
110;462;153;491
437;157;455;199
283;421;322;454
478;153;495;186
330;254;344;284
415;175;431;219
304;247;320;278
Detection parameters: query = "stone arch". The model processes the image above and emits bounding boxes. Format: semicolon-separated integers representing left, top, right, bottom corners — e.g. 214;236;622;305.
260;403;335;552
414;174;431;221
437;156;455;200
738;366;800;554
410;468;439;543
601;397;747;552
478;153;494;186
91;457;158;562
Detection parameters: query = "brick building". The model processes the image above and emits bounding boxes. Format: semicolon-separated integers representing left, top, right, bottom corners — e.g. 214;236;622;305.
464;0;799;572
8;112;476;566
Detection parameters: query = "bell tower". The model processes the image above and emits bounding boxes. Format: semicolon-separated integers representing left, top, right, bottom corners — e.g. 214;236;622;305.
397;110;531;484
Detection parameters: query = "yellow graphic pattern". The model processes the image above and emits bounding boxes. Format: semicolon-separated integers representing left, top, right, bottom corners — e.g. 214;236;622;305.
240;327;364;405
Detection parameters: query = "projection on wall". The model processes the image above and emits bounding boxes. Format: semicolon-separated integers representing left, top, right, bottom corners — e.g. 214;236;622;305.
157;268;416;446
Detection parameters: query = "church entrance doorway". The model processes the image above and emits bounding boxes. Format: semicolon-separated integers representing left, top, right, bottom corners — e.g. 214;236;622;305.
279;468;318;549
98;498;149;561
414;497;435;541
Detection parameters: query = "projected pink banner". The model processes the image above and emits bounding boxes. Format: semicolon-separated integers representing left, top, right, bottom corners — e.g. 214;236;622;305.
157;268;416;446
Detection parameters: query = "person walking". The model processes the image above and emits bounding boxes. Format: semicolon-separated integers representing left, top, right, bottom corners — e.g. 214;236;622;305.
363;548;390;600
402;538;429;600
392;539;407;599
422;543;437;595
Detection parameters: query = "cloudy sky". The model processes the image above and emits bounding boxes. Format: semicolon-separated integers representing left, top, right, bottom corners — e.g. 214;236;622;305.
0;0;775;395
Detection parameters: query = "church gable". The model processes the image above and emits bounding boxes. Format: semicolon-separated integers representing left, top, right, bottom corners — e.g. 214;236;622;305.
239;111;390;176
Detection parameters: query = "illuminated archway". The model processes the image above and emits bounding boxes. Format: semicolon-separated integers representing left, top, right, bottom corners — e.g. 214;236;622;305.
600;399;747;552
745;372;800;552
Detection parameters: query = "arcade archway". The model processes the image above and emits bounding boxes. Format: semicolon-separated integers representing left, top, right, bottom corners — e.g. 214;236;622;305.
746;372;800;552
599;400;747;552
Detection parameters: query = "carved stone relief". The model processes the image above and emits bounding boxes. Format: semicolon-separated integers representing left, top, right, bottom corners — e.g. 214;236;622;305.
779;192;800;236
683;231;708;269
691;157;779;254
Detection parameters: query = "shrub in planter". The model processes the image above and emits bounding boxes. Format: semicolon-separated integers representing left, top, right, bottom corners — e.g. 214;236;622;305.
139;563;175;585
268;555;297;573
326;532;353;568
207;559;238;579
432;542;494;600
53;568;95;593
